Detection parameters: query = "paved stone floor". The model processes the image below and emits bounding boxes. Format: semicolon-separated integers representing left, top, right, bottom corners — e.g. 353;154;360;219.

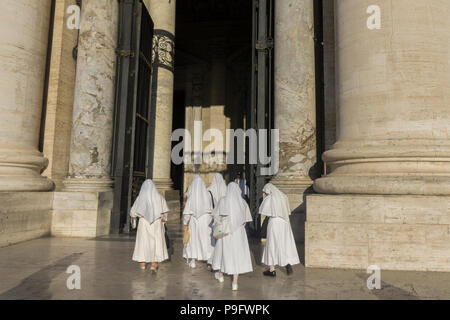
0;218;449;300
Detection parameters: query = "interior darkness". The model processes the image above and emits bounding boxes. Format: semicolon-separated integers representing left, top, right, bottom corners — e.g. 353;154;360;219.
171;0;253;191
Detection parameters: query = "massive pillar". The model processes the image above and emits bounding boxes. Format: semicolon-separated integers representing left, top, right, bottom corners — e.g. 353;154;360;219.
314;0;450;195
63;0;118;192
271;0;317;212
149;0;176;193
323;0;336;151
0;0;54;192
43;0;78;190
0;0;54;247
307;0;450;271
53;0;118;237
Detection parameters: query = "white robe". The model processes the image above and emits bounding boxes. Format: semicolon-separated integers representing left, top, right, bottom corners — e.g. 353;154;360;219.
207;173;226;264
261;217;300;267
183;214;214;261
212;224;253;275
132;217;168;263
183;175;214;261
211;182;253;275
259;183;300;267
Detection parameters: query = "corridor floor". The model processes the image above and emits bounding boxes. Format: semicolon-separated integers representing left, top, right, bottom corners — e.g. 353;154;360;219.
0;218;449;300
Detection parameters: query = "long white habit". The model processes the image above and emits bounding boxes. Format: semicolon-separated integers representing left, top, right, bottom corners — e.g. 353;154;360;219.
183;175;214;261
206;173;227;264
212;182;253;275
259;183;300;267
130;179;170;263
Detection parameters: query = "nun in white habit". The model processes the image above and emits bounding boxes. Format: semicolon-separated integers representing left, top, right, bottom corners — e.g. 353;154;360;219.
183;175;214;268
259;183;300;276
212;182;253;291
130;179;170;272
207;173;227;208
206;173;227;265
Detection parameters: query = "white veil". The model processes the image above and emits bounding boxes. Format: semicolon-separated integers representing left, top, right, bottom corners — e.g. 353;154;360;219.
213;182;252;233
131;179;169;224
258;183;291;221
183;175;213;218
207;173;227;207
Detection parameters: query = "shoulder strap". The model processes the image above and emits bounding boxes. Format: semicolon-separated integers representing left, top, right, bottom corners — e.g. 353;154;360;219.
209;191;215;208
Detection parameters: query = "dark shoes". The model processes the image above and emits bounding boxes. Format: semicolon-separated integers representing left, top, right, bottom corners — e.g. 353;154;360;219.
286;264;293;275
263;269;276;277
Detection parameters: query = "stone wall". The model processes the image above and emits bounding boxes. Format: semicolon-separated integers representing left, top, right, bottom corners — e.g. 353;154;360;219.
0;193;53;247
306;194;450;272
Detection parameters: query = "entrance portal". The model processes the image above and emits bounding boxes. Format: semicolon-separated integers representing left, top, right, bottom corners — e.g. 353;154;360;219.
173;0;273;218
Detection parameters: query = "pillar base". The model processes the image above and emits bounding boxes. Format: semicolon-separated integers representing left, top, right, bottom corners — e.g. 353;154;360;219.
51;191;113;237
0;150;54;191
314;175;450;196
305;194;450;272
63;177;113;192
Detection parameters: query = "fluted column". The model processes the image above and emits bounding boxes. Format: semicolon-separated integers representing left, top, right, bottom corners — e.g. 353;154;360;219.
314;0;450;195
0;0;54;192
149;0;176;192
271;0;317;209
63;0;118;192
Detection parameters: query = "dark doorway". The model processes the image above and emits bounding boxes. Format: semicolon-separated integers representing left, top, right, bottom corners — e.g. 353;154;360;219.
111;1;154;234
173;0;254;199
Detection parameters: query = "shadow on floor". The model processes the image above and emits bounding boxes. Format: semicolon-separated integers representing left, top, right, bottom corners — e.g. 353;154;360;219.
0;253;83;300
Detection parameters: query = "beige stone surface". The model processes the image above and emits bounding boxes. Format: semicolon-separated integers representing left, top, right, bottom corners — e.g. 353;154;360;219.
0;0;53;191
323;0;336;151
42;0;78;190
272;0;316;211
149;0;176;192
0;192;53;247
51;191;113;237
315;0;450;195
65;0;118;189
306;194;450;272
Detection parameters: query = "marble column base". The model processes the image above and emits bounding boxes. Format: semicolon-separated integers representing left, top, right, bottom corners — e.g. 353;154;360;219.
0;150;54;192
314;175;450;196
51;191;113;237
305;194;450;272
63;177;114;192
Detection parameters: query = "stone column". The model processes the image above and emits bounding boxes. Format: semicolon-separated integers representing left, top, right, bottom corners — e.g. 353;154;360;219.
306;0;450;272
42;0;78;190
149;0;176;193
0;0;54;192
63;0;118;192
52;0;118;238
314;0;450;195
323;0;336;151
271;0;317;211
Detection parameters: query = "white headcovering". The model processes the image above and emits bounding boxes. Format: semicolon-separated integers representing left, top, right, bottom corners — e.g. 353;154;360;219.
132;179;169;224
258;183;291;221
207;173;227;207
183;175;213;218
213;182;252;233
